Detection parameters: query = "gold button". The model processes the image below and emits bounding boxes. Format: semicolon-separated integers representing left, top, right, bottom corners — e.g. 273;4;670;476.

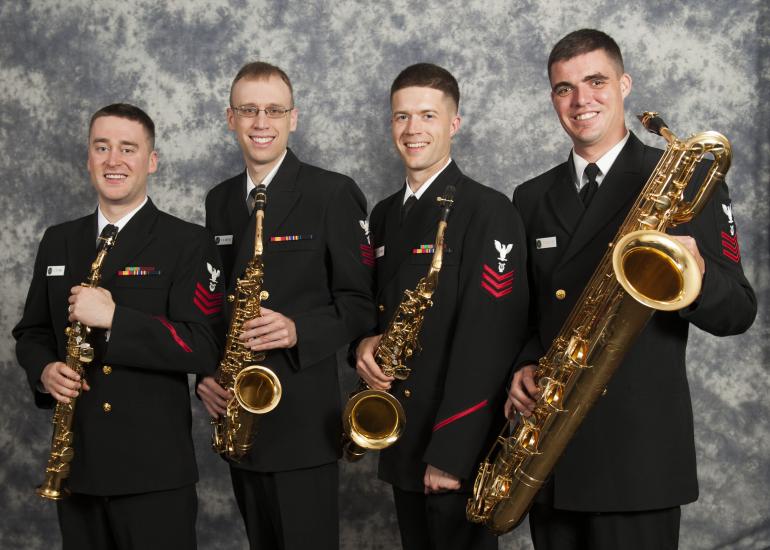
555;289;566;300
403;389;411;398
378;304;385;312
102;365;112;375
103;402;112;413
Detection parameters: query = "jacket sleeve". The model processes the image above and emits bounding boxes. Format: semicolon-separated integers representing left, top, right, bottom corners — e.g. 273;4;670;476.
675;180;757;335
290;178;377;369
104;228;225;375
422;195;530;480
13;228;60;408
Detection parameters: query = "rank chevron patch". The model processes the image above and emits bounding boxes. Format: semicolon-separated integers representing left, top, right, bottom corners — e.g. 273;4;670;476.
360;243;374;266
721;230;741;263
194;282;223;315
481;264;514;298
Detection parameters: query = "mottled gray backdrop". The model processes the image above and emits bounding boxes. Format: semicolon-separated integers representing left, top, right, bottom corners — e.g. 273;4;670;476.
1;1;768;549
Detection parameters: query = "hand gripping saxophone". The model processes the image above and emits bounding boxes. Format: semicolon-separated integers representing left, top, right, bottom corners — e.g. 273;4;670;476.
467;113;731;533
212;184;282;461
342;185;456;461
36;224;119;500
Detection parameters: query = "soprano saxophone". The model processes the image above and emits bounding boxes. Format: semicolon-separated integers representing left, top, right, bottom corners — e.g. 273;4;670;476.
212;184;282;461
467;113;731;533
36;224;119;500
342;185;456;461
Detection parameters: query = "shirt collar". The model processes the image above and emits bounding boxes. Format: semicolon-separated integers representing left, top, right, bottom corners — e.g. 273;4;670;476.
97;196;148;240
572;131;630;190
246;150;288;201
403;158;452;204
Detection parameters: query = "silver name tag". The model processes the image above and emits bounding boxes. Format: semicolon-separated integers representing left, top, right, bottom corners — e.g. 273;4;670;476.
46;265;65;276
535;236;557;249
214;235;233;246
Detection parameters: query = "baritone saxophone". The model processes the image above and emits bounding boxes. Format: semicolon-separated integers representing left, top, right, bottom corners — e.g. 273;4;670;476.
467;113;731;533
212;184;282;461
341;185;456;461
36;224;119;500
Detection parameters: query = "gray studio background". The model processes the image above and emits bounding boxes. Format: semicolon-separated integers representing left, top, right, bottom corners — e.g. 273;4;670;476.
1;1;768;549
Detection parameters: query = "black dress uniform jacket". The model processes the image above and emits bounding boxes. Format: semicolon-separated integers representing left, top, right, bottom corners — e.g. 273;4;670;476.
205;148;376;472
513;132;757;512
14;199;225;496
371;161;530;492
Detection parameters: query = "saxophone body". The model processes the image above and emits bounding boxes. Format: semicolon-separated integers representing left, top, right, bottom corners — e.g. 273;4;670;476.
212;184;282;461
467;113;732;533
37;225;118;500
342;185;456;461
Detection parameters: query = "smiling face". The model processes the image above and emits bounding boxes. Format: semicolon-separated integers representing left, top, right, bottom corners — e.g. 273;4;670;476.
228;75;297;181
390;86;460;188
549;48;631;161
87;115;157;214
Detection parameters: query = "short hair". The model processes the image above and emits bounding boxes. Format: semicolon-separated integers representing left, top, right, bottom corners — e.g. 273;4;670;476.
390;63;460;111
89;103;156;149
230;61;294;106
548;29;624;78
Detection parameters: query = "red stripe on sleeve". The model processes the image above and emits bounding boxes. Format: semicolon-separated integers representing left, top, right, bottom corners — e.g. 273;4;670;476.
433;399;489;431
153;316;192;353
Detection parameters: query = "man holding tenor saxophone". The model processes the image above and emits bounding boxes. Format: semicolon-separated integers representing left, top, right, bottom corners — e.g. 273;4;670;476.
505;29;757;549
13;103;225;549
196;62;375;549
354;63;530;550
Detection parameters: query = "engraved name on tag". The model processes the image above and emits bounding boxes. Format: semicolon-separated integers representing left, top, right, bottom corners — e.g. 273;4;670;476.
46;265;65;276
535;236;557;249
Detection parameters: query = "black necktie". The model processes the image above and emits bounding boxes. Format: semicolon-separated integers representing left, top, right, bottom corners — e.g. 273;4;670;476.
580;163;600;207
247;187;258;216
401;195;418;225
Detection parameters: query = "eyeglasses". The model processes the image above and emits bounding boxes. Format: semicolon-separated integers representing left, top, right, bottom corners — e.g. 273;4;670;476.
231;105;294;119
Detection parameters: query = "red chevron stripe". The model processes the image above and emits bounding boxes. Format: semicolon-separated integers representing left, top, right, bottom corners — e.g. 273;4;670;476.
194;288;223;308
483;264;514;281
482;272;513;291
195;282;223;300
194;296;222;315
721;240;740;255
433;399;488;431
481;281;513;299
721;231;738;245
153;316;192;352
722;248;740;263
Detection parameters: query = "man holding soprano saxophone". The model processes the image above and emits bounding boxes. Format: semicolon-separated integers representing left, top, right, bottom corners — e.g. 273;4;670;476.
506;29;757;549
355;63;530;550
13;103;225;549
196;62;375;550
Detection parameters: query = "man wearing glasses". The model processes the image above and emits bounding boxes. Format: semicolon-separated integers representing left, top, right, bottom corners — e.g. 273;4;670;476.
196;62;375;550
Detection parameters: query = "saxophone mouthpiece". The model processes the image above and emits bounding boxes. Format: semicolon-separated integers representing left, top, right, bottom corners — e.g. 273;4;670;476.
254;184;267;211
437;185;456;222
638;112;668;136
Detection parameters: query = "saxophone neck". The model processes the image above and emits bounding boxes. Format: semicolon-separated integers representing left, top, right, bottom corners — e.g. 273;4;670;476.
252;184;267;257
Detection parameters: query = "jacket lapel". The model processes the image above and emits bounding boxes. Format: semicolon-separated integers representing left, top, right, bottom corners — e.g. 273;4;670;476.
545;157;584;235
99;199;159;287
558;133;647;268
231;149;301;286
381;161;462;288
66;212;99;286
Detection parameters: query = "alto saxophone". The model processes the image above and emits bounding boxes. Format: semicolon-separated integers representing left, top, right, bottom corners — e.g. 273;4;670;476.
467;113;731;533
342;185;456;461
37;224;119;500
212;184;282;461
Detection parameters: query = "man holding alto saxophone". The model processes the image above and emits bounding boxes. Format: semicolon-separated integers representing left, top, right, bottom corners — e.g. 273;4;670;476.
13;103;225;549
506;29;757;549
196;62;375;549
355;63;530;550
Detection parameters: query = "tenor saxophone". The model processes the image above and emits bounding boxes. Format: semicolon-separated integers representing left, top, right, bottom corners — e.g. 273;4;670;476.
36;224;119;500
212;184;282;461
467;113;731;533
342;185;456;461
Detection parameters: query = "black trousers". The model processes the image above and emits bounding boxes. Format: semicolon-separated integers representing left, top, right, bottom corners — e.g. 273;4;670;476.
392;486;498;550
56;484;197;550
529;502;681;550
230;462;339;550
